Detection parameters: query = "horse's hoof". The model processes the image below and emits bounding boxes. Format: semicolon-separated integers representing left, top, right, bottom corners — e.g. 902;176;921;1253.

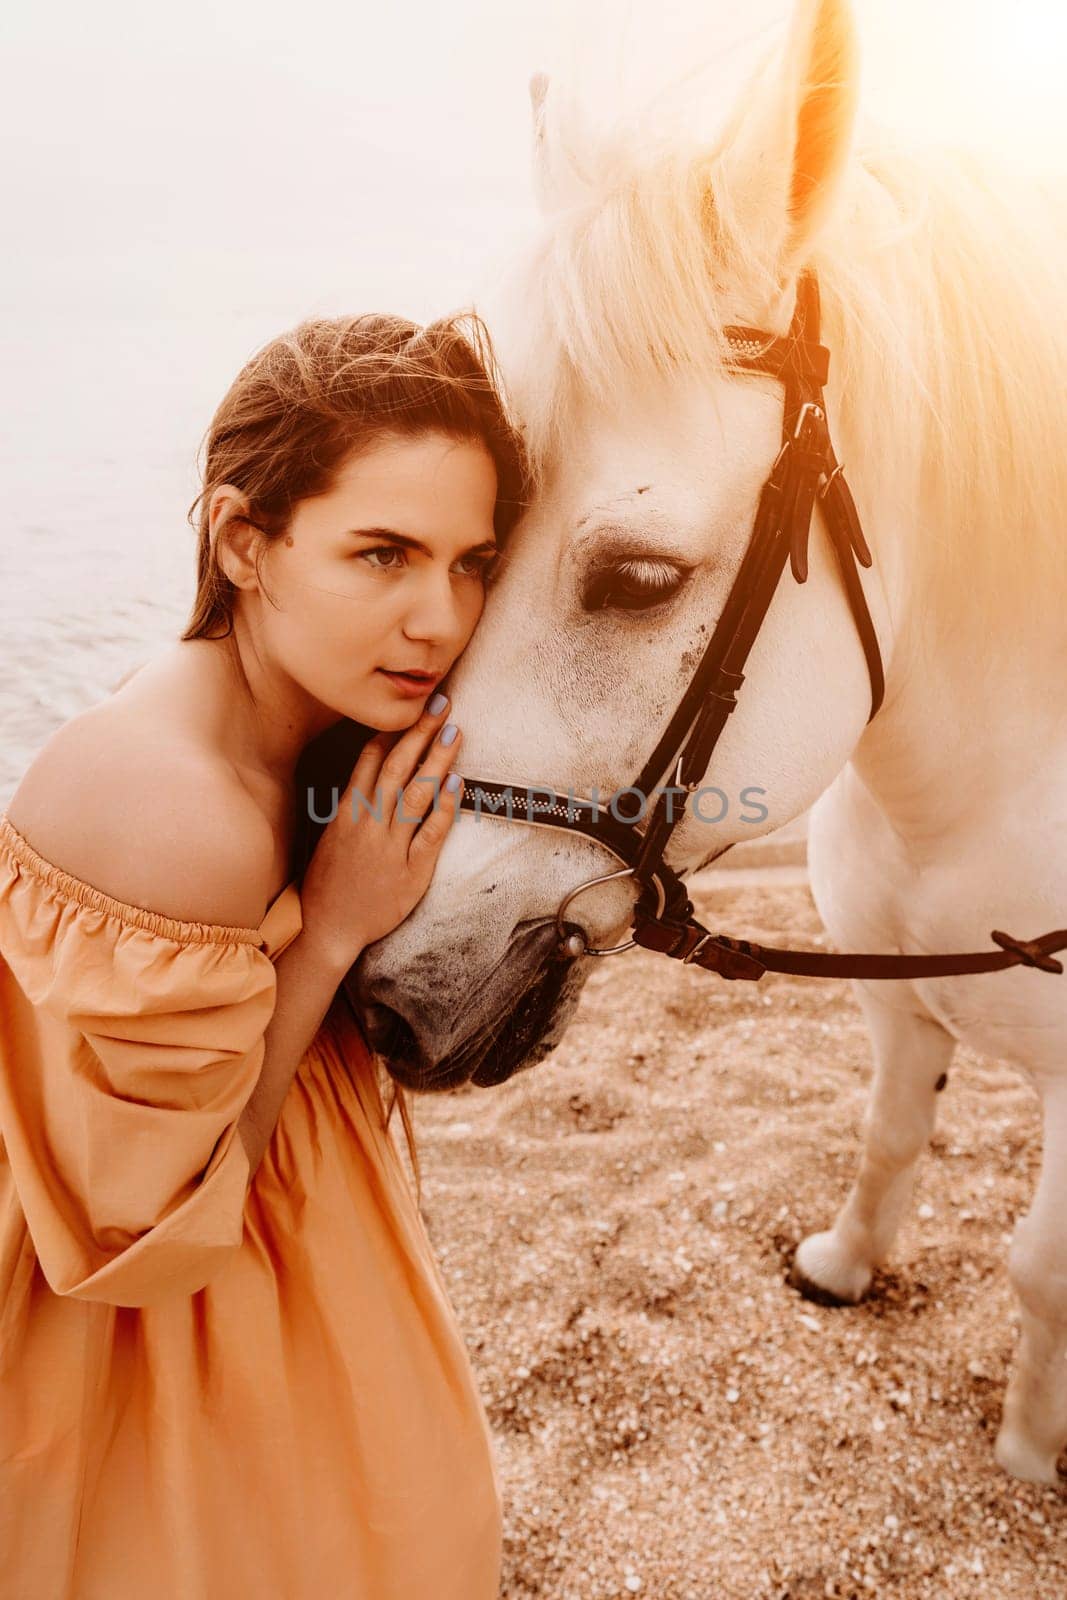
994;1426;1066;1487
790;1231;871;1307
789;1263;857;1308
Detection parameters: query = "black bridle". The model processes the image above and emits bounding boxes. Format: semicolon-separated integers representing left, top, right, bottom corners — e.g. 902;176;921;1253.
456;271;1067;985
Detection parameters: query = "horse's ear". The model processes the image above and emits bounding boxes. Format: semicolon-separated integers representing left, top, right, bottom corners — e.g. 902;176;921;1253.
713;0;858;272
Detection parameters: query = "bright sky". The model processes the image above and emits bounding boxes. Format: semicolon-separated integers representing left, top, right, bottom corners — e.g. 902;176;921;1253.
0;0;1063;516
2;0;1064;327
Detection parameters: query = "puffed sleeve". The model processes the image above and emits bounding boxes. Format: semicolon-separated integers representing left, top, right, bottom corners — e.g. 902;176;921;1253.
0;820;277;1307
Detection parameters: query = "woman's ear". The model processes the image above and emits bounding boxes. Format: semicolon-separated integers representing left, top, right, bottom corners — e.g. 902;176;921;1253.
710;0;859;276
209;485;260;592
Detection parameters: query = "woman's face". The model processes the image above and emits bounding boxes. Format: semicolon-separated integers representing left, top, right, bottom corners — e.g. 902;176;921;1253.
237;429;500;732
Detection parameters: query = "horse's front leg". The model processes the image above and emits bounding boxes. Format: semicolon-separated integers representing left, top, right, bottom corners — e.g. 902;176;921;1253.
995;1083;1067;1484
792;993;956;1304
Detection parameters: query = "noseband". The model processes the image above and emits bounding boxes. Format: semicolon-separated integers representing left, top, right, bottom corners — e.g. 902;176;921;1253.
456;271;1067;986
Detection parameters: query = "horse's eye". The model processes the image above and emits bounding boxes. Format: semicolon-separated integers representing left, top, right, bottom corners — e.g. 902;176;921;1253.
583;557;690;613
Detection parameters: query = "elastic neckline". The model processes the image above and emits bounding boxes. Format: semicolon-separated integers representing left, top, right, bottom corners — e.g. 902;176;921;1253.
0;813;267;948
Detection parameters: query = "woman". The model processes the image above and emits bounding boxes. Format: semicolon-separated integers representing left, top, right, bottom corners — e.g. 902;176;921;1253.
0;312;527;1597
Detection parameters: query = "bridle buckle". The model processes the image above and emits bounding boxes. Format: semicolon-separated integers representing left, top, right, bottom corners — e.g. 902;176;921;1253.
682;932;713;965
793;400;825;440
672;754;703;795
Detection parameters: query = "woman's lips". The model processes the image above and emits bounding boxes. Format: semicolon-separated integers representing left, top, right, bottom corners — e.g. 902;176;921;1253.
376;669;441;699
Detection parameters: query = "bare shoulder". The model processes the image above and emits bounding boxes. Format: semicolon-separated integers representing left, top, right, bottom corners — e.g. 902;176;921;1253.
6;703;278;929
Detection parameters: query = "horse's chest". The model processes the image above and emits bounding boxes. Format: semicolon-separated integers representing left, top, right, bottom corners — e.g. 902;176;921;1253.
807;775;1067;1074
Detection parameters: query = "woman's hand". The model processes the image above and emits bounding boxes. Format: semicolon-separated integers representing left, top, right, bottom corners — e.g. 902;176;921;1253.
298;698;464;973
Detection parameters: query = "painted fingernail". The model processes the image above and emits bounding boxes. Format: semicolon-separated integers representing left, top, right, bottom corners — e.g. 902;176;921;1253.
428;692;448;715
445;771;462;793
440;722;459;747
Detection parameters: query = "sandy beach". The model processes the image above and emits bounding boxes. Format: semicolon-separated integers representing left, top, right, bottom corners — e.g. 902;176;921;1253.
407;858;1065;1599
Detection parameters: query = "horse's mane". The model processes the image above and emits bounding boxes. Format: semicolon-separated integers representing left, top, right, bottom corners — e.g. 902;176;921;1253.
496;95;1067;641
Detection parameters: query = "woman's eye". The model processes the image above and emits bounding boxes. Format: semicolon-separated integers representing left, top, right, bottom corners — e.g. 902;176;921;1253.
452;550;500;581
359;545;407;572
357;546;499;580
583;557;689;613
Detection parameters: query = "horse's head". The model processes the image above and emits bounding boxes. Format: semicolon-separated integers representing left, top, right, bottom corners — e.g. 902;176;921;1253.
355;0;897;1090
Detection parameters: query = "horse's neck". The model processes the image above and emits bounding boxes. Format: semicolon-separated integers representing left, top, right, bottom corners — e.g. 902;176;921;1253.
846;573;1066;852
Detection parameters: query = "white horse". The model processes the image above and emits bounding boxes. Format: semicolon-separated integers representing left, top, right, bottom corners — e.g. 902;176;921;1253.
355;0;1067;1483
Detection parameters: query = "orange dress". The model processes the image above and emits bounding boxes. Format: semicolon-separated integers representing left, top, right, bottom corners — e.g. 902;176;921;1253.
0;814;501;1599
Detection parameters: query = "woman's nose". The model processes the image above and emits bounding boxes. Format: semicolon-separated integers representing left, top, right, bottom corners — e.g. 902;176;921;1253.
401;571;473;646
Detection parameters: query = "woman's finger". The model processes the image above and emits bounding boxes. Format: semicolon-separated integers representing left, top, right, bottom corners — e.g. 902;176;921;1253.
395;771;441;825
377;701;456;819
394;726;462;829
344;732;394;818
408;772;462;859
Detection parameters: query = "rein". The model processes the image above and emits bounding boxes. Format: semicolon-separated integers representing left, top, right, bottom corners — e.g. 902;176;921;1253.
456;272;1067;985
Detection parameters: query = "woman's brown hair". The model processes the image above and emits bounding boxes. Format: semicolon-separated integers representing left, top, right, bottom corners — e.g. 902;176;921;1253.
181;312;530;1196
183;310;527;638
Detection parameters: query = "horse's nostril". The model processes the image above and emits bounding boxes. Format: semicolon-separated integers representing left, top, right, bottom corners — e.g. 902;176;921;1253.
360;1002;417;1061
357;1002;431;1091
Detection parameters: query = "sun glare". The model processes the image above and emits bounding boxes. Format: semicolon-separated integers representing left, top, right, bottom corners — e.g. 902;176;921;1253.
540;0;1067;176
860;0;1067;171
